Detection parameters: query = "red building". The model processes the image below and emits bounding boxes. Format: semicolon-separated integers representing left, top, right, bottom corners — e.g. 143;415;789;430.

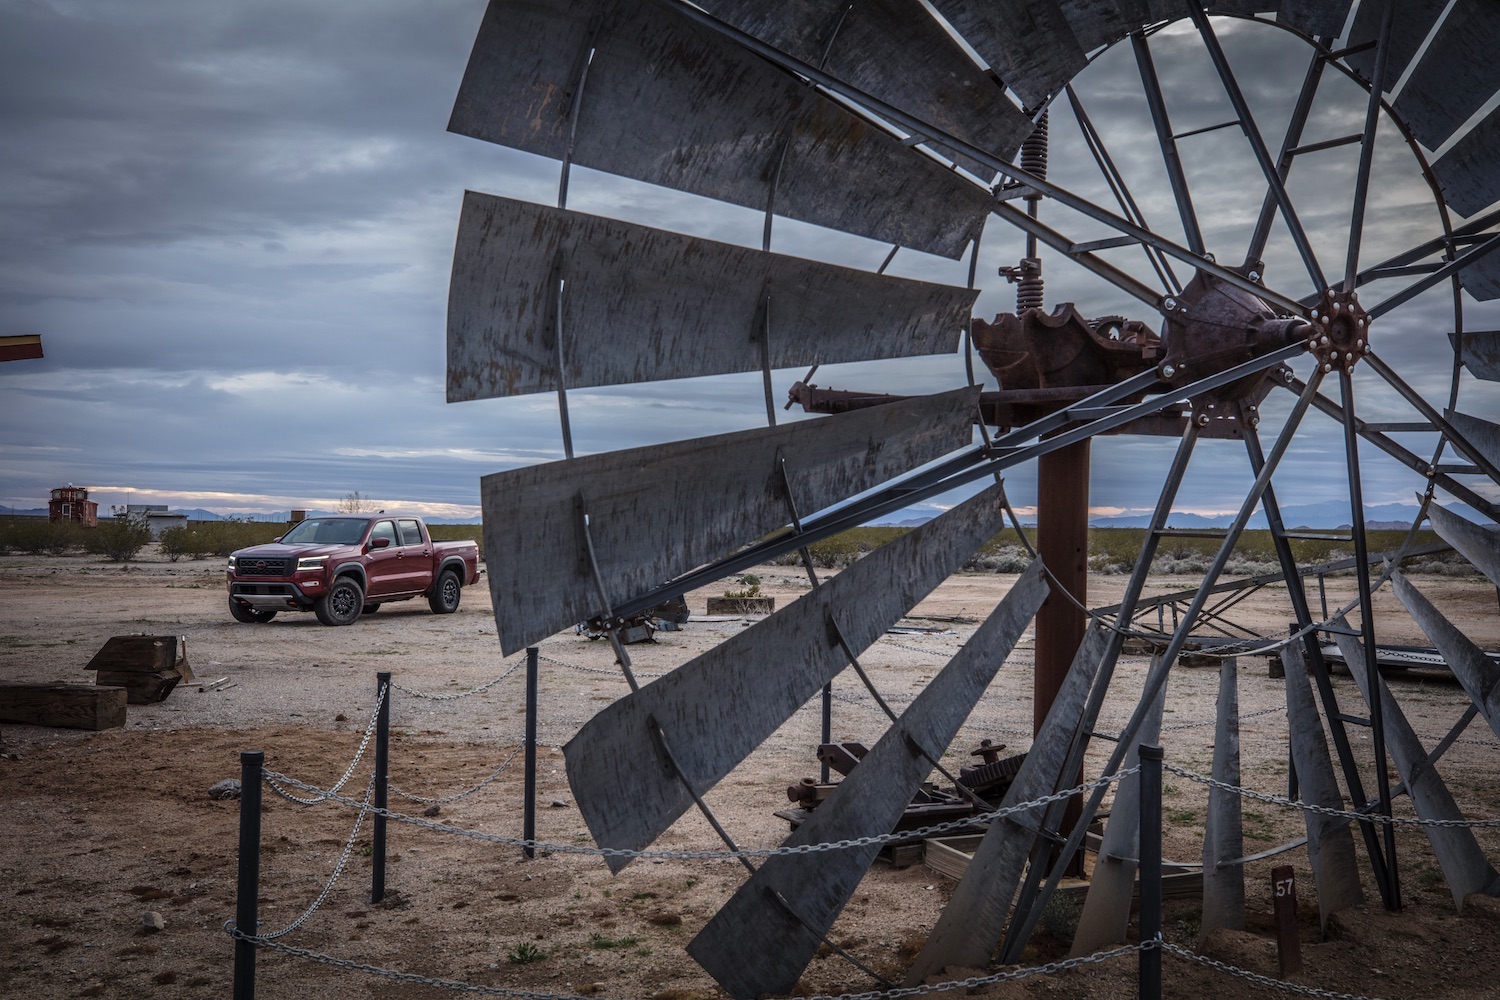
49;485;98;527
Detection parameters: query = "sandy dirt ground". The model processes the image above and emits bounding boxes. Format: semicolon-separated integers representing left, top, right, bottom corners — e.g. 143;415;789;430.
1;546;1498;999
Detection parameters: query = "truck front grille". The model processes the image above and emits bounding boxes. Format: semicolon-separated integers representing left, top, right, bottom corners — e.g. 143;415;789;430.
238;558;291;576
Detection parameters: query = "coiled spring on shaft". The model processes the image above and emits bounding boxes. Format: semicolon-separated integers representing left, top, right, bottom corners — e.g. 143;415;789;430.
1014;109;1048;311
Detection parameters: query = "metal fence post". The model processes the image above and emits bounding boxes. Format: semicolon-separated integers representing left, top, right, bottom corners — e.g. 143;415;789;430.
524;647;539;859
1139;744;1163;1000
372;672;391;903
233;750;264;1000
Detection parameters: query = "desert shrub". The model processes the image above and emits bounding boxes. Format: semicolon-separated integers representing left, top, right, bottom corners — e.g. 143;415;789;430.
84;510;152;562
160;519;286;559
964;544;1033;573
723;574;762;598
0;518;84;555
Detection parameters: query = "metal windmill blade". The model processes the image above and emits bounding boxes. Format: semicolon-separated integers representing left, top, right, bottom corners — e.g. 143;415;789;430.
686;559;1049;999
449;0;1500;989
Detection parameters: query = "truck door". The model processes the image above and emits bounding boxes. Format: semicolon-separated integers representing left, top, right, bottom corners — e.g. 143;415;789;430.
395;518;434;595
364;519;403;597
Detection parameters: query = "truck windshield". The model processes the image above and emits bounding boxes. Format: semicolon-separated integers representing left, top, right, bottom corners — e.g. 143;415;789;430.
280;518;367;546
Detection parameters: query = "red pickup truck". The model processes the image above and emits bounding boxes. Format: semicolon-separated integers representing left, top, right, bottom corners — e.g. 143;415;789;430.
226;515;481;626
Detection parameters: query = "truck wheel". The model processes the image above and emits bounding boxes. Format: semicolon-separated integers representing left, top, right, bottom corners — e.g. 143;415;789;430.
428;569;461;614
362;603;381;615
229;599;277;624
315;576;364;626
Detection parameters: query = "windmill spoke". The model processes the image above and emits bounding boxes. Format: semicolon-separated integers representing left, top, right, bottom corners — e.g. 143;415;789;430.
1065;84;1182;295
1335;367;1401;907
1189;6;1327;291
1344;0;1397;290
1367;230;1500;319
1132;30;1206;257
1245;44;1327;269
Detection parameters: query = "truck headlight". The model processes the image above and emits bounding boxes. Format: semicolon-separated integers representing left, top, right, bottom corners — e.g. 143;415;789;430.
226;555;236;570
296;555;328;571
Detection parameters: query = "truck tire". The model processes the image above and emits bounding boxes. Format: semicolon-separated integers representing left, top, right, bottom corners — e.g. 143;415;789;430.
229;598;277;624
315;576;364;626
428;569;461;614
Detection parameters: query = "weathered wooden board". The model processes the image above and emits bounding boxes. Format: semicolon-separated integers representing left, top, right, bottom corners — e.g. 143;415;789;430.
85;634;192;703
0;683;127;731
86;634;179;673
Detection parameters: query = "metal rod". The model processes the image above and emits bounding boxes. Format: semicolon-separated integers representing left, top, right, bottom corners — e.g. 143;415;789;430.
1188;5;1326;290
524;648;538;860
1367;230;1500;320
762;139;790;253
760;296;777;427
1065;85;1180;295
553;267;575;461
1314;207;1500;301
1344;0;1395;291
233;750;264;1000
556;20;600;210
1139;744;1164;1000
1132;31;1206;257
1361;351;1500;485
1246;45;1326;267
1279;376;1500;521
990;200;1167;311
647;717;757;876
1337;369;1400;909
372;671;391;904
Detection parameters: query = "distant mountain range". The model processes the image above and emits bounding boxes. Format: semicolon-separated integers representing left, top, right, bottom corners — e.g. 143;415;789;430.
2;506;483;525
875;501;1483;531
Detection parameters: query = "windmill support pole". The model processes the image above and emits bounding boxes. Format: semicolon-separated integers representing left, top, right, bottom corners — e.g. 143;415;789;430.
1034;438;1090;871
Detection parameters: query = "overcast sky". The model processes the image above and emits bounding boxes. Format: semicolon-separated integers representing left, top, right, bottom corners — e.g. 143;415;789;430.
2;1;1496;524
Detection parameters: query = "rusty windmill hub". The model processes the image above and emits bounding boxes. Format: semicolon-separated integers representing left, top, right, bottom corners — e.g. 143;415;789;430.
1308;288;1371;373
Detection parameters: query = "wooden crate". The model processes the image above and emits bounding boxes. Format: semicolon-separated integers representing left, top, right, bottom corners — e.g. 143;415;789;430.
0;683;127;730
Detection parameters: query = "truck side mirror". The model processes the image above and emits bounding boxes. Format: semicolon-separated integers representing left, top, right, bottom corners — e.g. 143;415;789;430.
369;537;392;549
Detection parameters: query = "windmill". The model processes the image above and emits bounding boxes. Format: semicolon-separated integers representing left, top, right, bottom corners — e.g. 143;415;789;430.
445;1;1500;994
